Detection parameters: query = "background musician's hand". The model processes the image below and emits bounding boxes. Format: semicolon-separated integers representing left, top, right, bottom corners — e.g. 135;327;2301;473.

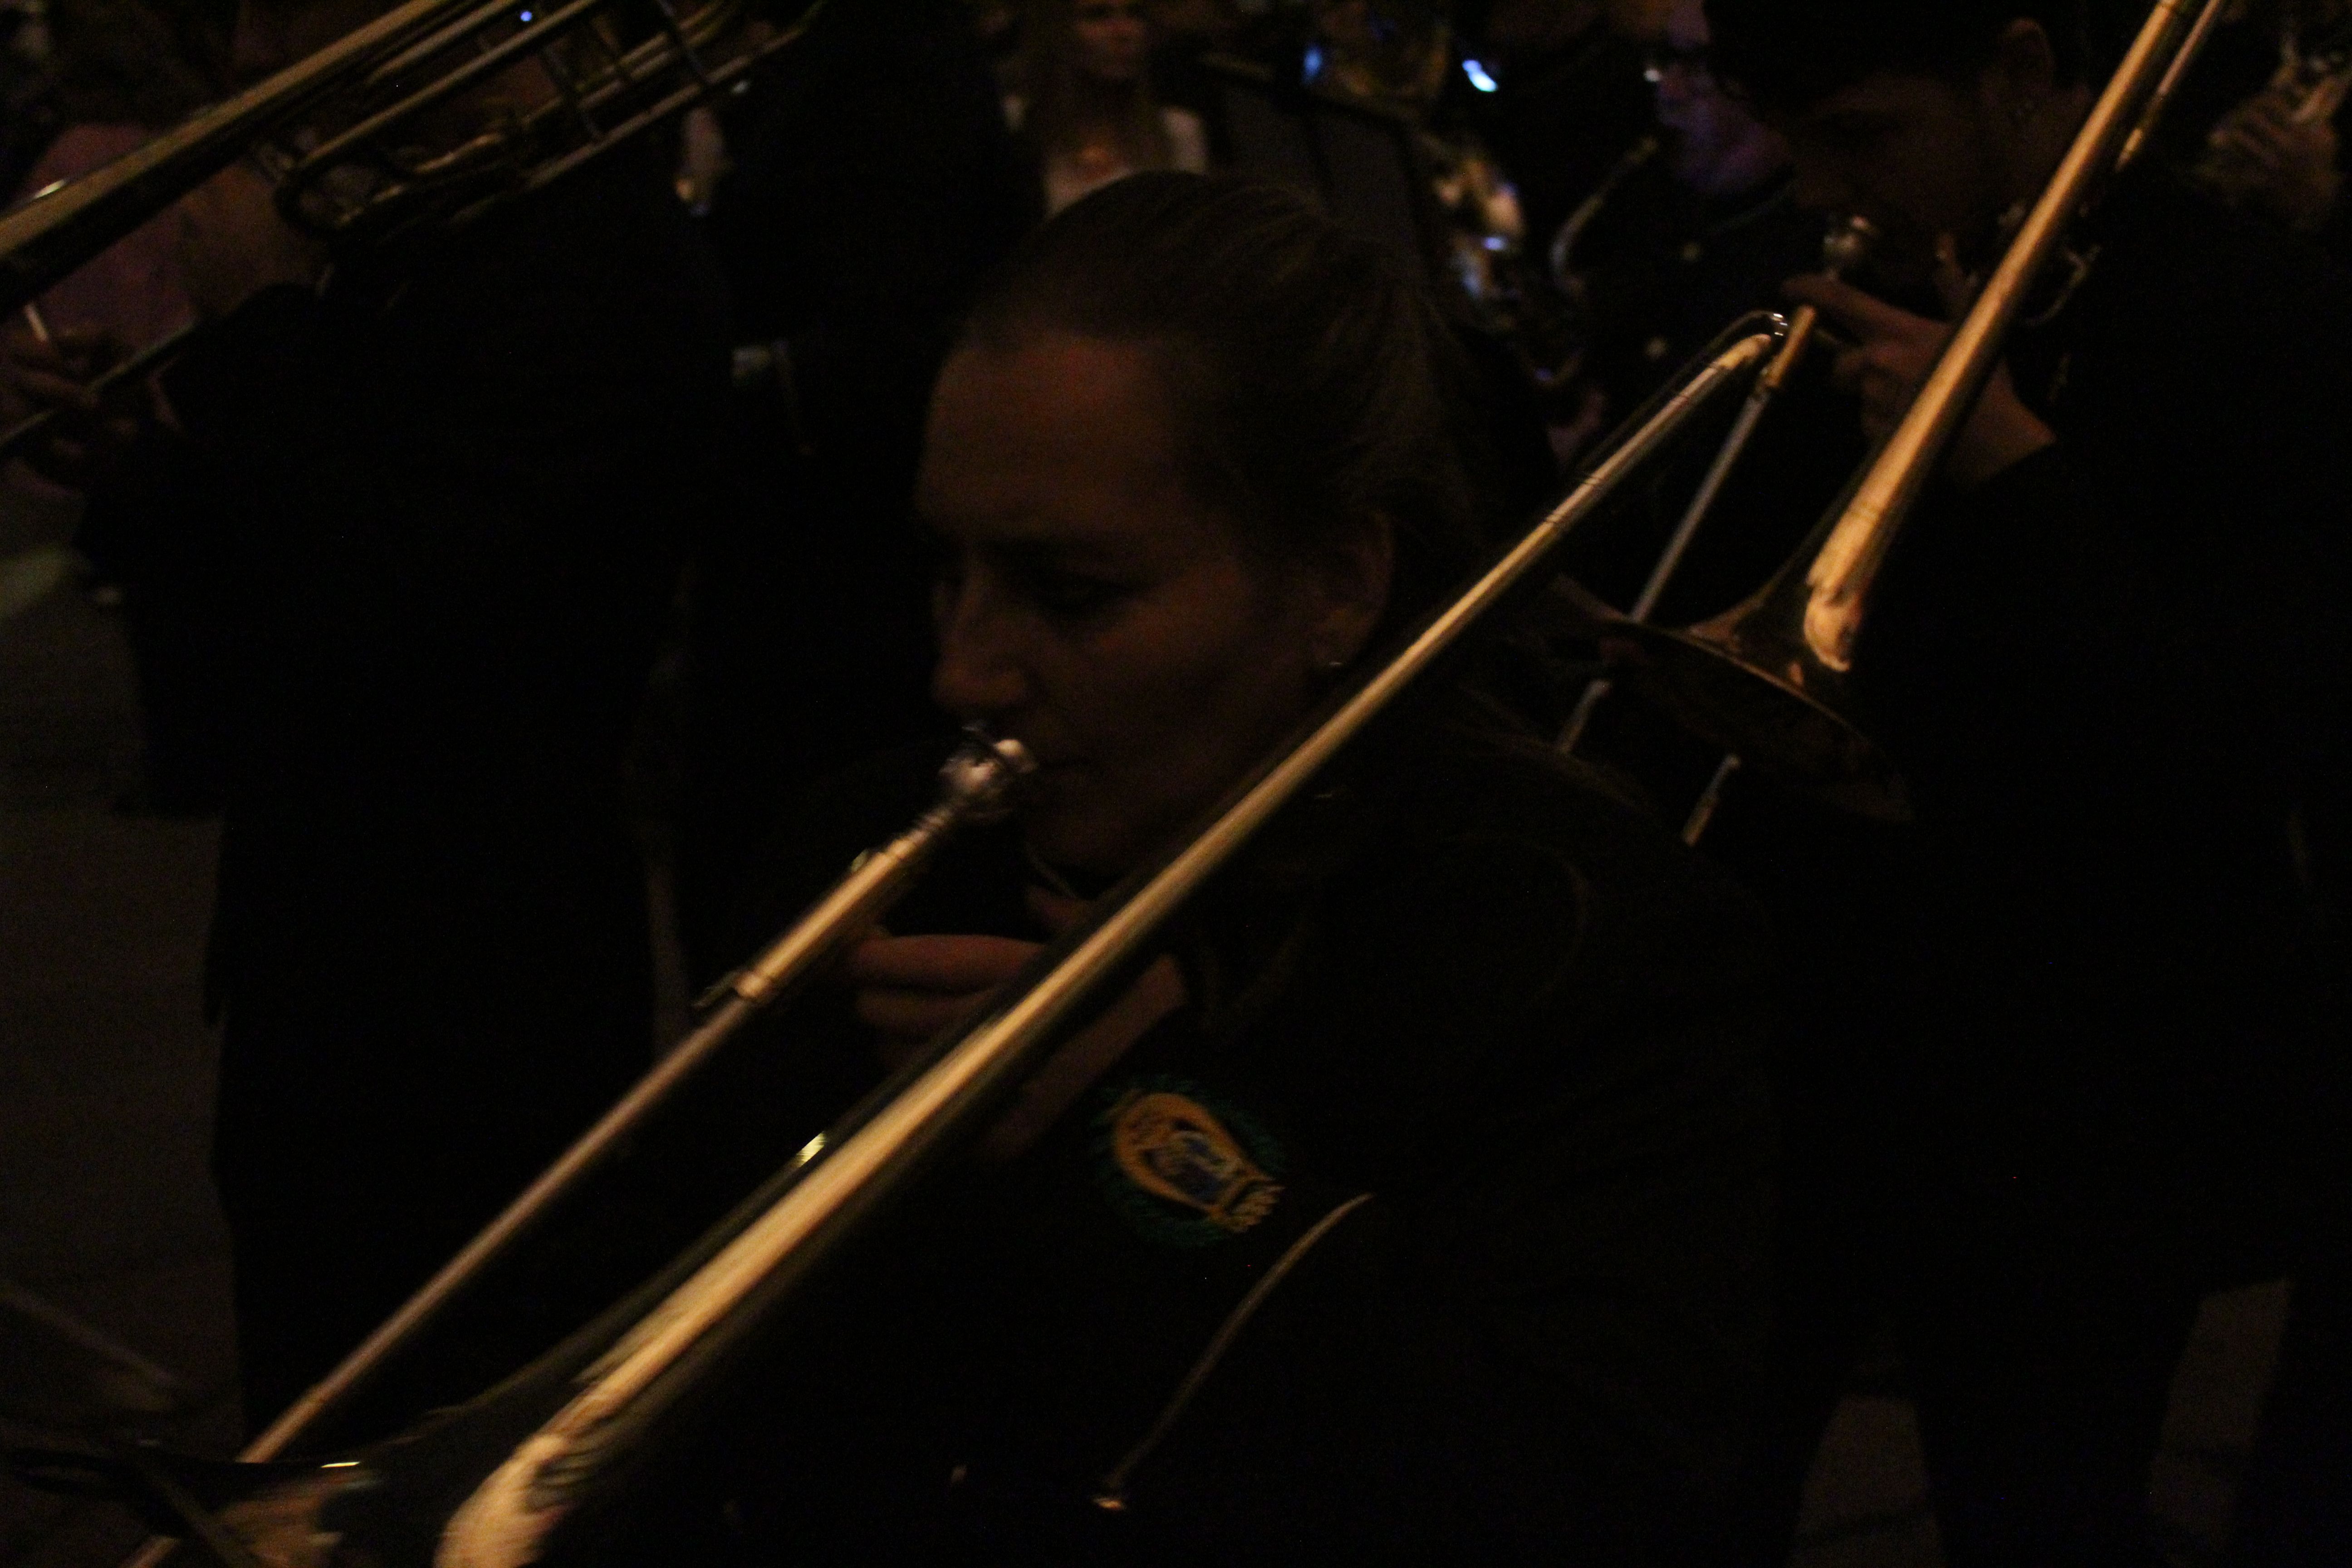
0;323;145;487
1787;237;2055;490
2208;87;2342;230
178;163;328;319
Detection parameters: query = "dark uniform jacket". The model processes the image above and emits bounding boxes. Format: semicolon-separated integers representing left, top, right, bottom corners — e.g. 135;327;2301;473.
627;723;1779;1565
85;141;730;1422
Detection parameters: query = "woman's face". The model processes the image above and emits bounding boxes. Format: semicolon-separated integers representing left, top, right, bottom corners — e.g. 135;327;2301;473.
918;333;1388;879
1071;0;1150;85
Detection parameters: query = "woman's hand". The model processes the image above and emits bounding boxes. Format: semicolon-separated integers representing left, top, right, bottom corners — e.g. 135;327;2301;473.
1784;237;2054;490
839;887;1188;1159
842;929;1047;1068
842;887;1090;1067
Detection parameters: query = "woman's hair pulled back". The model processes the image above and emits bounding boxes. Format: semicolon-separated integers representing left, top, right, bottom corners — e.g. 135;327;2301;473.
960;172;1493;638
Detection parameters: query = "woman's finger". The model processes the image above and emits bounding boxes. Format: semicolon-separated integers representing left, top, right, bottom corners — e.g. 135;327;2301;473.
2242;112;2295;156
1784;272;1922;339
852;986;983;1043
1024;885;1091;936
2245;90;2299;133
6;368;98;412
2229;117;2292;172
980;954;1189;1161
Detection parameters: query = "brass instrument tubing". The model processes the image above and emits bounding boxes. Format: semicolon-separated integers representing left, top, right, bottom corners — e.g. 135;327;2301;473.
1557;323;1802;752
293;0;614;187
1796;0;2203;677
1636;307;1822;628
1680;753;1742;844
433;332;1783;1568
1558;220;1874;759
0;0;482;313
368;0;611;82
245;731;1026;1459
115;734;1028;1568
2118;0;2236;173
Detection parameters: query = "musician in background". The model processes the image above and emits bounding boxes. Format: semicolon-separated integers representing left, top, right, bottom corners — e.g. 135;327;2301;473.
0;0;217;812
1551;0;1854;617
1141;0;1244;117
2123;0;2352;248
2201;30;2348;234
1005;0;1209;218
1568;0;1816;414
672;173;1779;1565
1693;1;2352;1561
1463;0;1655;258
4;0;729;1430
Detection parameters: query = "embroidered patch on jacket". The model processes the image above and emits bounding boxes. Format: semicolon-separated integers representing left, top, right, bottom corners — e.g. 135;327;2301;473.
1093;1076;1286;1248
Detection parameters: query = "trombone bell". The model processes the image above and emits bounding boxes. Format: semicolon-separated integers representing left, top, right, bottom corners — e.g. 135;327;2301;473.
1615;563;1912;822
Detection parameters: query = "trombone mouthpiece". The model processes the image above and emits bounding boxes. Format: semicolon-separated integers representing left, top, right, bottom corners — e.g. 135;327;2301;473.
1821;214;1881;279
941;725;1036;825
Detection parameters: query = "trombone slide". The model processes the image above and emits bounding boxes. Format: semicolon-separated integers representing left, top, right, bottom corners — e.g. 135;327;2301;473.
258;729;1029;1461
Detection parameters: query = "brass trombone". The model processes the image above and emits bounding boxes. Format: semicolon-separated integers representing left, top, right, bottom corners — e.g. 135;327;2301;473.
1554;211;1878;843
1611;0;2226;825
0;0;825;462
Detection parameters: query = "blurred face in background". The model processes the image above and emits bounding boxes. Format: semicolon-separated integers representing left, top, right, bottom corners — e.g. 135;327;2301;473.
1749;23;2085;284
1649;0;1788;196
1072;0;1151;85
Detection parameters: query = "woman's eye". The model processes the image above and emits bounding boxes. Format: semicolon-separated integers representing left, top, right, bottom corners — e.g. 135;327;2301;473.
1029;569;1127;617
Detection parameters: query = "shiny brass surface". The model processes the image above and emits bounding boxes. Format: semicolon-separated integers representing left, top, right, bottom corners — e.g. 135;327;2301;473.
1556;216;1877;758
0;0;819;313
114;729;1029;1568
0;0;472;312
1617;0;2217;821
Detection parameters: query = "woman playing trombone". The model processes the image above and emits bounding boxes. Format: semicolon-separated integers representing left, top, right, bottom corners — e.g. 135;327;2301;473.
671;172;1781;1565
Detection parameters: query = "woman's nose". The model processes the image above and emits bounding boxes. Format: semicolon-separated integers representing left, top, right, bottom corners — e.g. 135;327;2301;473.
930;578;1029;721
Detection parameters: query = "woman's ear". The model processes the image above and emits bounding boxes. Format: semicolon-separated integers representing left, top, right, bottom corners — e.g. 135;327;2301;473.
1306;514;1396;670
